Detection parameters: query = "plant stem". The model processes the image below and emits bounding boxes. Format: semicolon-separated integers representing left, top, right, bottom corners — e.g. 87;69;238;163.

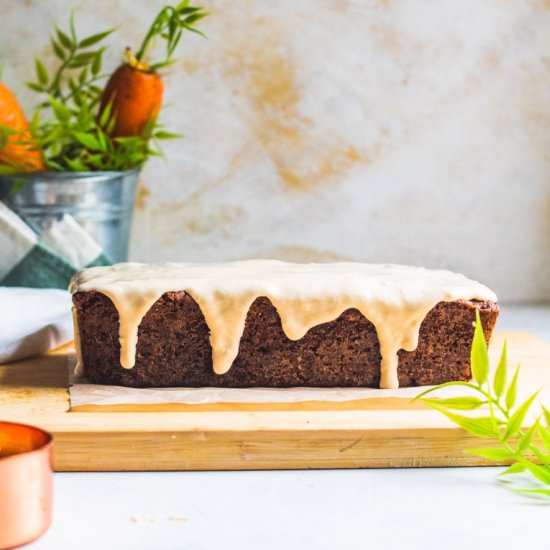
60;73;105;104
136;6;175;63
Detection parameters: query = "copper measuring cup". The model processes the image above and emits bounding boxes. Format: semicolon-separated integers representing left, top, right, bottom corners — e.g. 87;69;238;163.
0;421;52;549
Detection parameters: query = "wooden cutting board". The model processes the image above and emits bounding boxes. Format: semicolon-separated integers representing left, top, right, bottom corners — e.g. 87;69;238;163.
0;331;548;471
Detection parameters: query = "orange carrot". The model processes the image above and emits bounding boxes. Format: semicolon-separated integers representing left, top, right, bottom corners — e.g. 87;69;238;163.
98;3;207;139
98;49;163;138
0;82;44;171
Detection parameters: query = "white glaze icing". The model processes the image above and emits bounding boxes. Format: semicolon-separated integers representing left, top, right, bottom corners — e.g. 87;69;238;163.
71;306;83;376
69;261;497;389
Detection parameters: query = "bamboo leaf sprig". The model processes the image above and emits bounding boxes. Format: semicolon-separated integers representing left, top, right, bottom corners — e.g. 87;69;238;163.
20;16;179;172
0;5;206;174
27;16;114;110
414;312;550;497
136;1;209;69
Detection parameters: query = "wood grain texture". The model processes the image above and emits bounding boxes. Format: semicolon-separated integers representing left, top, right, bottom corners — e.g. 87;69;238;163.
0;332;547;471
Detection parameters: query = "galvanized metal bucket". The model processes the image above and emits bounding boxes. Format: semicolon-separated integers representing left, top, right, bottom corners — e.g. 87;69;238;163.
0;168;139;263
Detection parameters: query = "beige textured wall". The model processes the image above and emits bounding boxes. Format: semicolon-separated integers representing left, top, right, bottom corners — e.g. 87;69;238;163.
3;0;550;301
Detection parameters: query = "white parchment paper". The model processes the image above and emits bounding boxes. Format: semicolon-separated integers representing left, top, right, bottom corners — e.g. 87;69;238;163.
67;351;468;409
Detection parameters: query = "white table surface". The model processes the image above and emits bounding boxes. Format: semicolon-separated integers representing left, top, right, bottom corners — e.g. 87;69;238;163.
31;305;550;550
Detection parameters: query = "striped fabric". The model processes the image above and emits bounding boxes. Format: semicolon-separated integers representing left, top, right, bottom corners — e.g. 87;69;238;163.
0;202;110;289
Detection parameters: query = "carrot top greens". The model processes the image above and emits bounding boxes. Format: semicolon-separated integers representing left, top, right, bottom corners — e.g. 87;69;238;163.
135;1;209;69
0;3;208;173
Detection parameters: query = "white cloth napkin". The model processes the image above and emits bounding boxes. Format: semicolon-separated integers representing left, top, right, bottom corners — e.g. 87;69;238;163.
0;287;73;364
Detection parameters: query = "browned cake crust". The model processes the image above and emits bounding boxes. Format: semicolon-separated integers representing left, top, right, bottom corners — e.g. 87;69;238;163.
73;291;499;388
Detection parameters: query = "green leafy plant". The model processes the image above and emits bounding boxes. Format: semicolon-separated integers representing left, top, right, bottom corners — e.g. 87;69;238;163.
0;2;207;174
414;312;550;498
135;3;208;70
0;125;25;174
24;15;177;172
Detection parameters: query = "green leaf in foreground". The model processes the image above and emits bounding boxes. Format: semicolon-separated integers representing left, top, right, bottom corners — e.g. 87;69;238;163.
517;418;539;454
503;392;539;441
514;488;550;497
416;313;550;499
431;408;497;438
499;462;526;476
493;339;507;398
413;380;480;401
518;459;550;485
539;425;550;452
466;448;513;461
471;311;489;385
421;396;486;410
505;366;520;413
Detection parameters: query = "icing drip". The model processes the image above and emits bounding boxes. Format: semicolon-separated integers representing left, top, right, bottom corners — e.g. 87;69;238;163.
69;261;497;389
71;306;83;375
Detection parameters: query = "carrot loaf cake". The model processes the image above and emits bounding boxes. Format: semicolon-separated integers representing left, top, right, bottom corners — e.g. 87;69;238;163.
69;261;499;389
